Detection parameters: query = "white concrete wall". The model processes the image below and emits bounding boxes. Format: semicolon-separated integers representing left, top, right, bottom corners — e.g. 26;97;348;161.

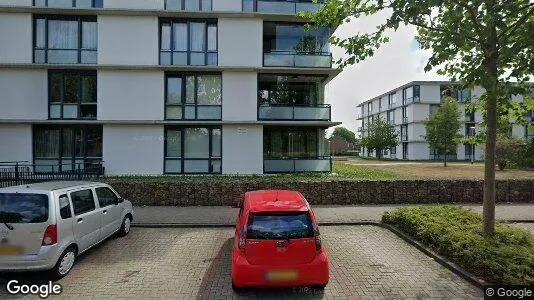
222;125;263;174
420;84;440;103
103;125;164;175
98;15;159;65
394;108;402;126
0;0;31;5
218;18;262;67
213;0;242;11
512;124;525;138
409;123;426;142
104;0;164;9
0;13;32;63
0;124;32;163
0;70;47;120
222;71;257;121
98;70;164;120
410;104;429;123
408;142;429;160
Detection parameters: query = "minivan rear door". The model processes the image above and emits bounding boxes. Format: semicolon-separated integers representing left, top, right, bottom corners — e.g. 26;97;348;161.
0;193;50;255
244;212;317;265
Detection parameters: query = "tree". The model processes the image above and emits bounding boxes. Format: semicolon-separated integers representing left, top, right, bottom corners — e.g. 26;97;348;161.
424;98;462;167
331;126;357;144
361;117;398;159
303;0;534;237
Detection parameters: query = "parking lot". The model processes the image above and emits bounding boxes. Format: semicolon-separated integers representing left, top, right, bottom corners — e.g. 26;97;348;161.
1;226;482;299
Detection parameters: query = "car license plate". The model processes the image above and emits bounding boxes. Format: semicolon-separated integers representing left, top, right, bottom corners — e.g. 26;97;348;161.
0;246;22;255
266;270;298;281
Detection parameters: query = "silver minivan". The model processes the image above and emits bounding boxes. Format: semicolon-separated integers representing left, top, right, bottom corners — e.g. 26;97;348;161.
0;181;134;278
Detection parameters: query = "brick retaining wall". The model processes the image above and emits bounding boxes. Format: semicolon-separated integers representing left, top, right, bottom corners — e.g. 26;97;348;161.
103;179;534;206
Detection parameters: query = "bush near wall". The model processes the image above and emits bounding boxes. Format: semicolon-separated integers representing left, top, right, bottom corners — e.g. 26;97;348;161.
103;179;534;206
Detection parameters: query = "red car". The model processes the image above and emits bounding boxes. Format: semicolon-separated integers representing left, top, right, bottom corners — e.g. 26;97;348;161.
231;190;329;290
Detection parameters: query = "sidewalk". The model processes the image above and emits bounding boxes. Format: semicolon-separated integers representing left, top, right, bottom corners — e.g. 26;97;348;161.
132;203;534;226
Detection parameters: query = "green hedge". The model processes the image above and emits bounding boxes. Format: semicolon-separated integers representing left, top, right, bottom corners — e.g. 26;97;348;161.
382;206;534;285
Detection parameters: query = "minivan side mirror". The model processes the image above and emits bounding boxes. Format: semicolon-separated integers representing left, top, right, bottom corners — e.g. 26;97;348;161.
115;198;123;205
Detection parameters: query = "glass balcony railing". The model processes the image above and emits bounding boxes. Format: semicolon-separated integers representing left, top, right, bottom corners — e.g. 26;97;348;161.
243;0;323;14
264;157;331;173
258;104;330;121
264;51;332;68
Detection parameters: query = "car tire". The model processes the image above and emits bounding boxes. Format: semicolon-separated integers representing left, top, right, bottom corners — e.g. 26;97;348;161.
119;216;131;237
50;246;77;280
231;282;244;292
315;283;328;289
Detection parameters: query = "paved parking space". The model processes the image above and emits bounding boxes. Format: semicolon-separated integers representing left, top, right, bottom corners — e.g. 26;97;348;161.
1;226;482;299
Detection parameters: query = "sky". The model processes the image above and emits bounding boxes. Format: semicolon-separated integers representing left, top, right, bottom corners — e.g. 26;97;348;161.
325;13;447;134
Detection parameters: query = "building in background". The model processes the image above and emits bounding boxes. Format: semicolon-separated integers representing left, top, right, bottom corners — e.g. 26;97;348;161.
0;0;340;175
356;81;533;160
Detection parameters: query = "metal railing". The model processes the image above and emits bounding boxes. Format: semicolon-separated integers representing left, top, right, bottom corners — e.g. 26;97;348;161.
258;104;330;121
0;161;105;188
264;51;332;68
263;156;331;173
243;0;324;14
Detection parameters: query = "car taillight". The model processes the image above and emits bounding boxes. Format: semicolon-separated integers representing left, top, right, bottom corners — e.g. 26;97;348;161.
238;225;247;251
314;224;322;252
42;225;58;246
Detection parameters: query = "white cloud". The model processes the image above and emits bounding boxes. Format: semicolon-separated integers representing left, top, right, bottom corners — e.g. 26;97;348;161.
325;15;447;134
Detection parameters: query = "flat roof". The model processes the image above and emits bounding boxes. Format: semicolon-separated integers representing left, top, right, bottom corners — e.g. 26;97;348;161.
245;190;309;213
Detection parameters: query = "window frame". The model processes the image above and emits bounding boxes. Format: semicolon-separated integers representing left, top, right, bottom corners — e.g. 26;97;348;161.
70;189;96;216
159;19;218;66
33;0;103;8
95;187;118;208
164;126;222;174
164;0;213;11
263;127;321;159
164;73;222;120
33;15;97;64
58;193;73;219
48;70;97;120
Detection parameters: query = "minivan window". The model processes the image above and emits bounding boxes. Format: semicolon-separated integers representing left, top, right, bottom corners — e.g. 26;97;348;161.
247;213;314;239
70;189;96;215
0;193;49;223
59;194;72;219
95;187;118;208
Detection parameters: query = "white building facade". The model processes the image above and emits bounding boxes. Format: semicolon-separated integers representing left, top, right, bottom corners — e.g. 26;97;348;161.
357;81;534;161
0;0;340;175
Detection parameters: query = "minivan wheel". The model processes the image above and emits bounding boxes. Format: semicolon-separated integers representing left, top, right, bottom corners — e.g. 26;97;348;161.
51;247;76;279
119;216;131;237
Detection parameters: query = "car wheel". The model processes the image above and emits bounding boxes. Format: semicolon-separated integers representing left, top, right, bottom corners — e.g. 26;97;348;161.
315;283;328;289
119;216;131;237
51;246;76;279
231;282;244;292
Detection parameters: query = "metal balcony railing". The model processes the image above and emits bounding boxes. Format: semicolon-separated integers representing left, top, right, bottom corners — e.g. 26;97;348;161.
263;51;332;68
258;104;330;121
263;156;331;173
243;0;324;14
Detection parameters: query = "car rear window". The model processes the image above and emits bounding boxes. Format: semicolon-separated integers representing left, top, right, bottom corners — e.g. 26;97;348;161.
247;212;314;239
0;193;49;223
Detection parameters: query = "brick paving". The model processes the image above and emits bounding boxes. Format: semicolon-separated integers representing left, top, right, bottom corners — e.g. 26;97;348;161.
1;227;482;299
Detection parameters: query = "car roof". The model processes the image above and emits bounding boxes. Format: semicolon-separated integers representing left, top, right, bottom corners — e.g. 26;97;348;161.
244;190;309;213
0;181;105;193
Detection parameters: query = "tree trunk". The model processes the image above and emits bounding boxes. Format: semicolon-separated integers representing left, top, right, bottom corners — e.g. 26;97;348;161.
444;152;447;167
482;4;498;237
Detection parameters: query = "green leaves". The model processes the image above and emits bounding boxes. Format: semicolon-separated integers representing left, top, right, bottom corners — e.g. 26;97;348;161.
361;117;399;159
424;98;462;156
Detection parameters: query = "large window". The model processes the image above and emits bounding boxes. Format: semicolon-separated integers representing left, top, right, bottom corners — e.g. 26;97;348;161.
33;125;102;173
34;16;97;64
440;85;471;103
160;20;217;66
165;0;212;11
164;127;221;174
263;127;319;158
402;85;420;104
49;70;96;119
165;74;221;120
33;0;103;7
258;75;325;106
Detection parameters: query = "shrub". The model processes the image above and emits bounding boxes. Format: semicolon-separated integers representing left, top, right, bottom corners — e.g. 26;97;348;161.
382;206;534;285
495;135;526;170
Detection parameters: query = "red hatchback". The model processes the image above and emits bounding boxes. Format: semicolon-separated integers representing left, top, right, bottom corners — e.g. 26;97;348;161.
231;190;329;290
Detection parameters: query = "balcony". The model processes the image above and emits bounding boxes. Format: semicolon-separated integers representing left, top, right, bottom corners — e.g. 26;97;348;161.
264;157;331;173
258;104;330;121
264;51;332;68
244;0;324;14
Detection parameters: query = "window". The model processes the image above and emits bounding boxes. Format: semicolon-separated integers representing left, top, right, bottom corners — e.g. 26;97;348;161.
33;0;103;7
48;70;96;119
165;127;222;174
34;16;97;64
165;74;221;120
401;125;408;141
402;107;408;123
33;125;103;173
263;127;320;158
402;143;408;159
378;97;382;111
95;187;118;208
0;193;49;223
247;213;314;239
165;0;212;11
387;110;395;125
58;194;72;219
390;146;396;155
70;189;95;215
388;93;396;108
160;20;217;66
368;102;373;114
258;75;325;106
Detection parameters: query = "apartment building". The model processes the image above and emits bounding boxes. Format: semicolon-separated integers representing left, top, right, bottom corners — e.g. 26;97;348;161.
356;81;534;160
0;0;340;175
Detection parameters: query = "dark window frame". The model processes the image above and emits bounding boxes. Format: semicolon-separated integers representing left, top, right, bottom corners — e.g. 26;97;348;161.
48;70;97;120
33;15;97;64
70;189;96;216
164;0;213;11
164;72;222;120
164;126;222;174
159;19;218;66
33;0;103;8
58;194;72;219
263;127;320;159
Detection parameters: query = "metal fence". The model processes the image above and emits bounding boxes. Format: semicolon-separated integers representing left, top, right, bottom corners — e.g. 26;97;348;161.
0;161;105;188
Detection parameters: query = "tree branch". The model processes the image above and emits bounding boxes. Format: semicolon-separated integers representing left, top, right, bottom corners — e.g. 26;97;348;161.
497;5;534;40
